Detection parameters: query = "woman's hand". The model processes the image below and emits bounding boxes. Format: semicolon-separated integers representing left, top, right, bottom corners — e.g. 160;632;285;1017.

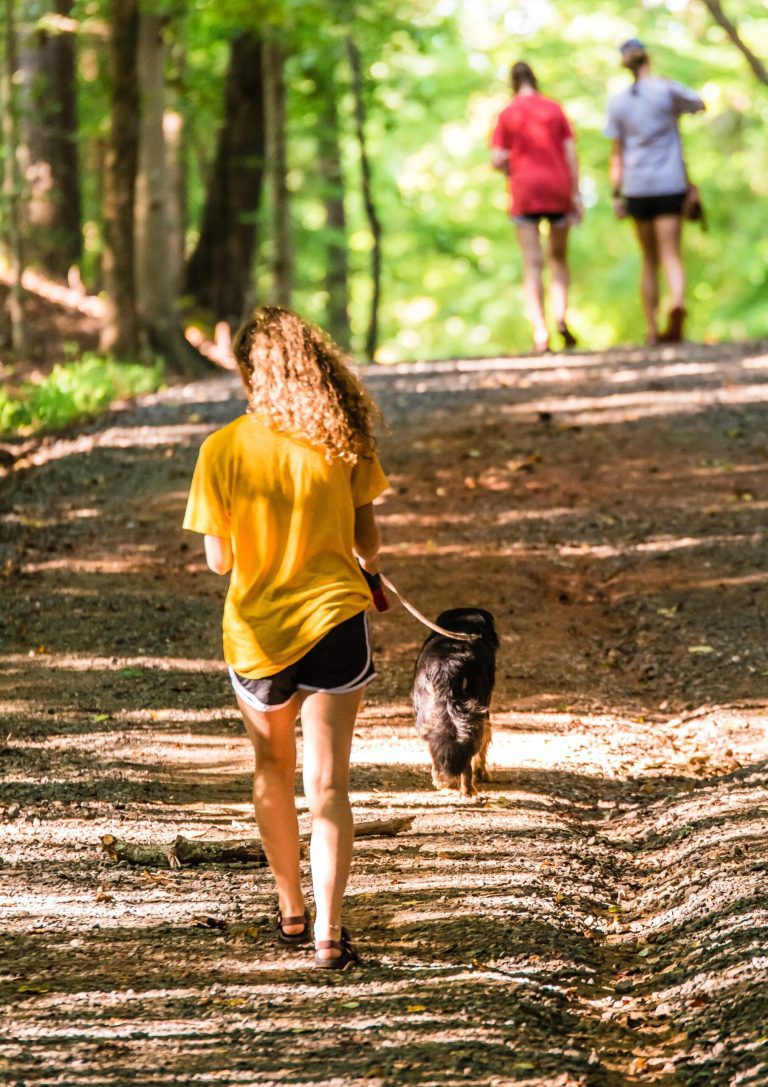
612;194;628;220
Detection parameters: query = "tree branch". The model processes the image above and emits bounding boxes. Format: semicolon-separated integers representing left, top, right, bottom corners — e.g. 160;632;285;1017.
699;0;768;85
101;817;415;869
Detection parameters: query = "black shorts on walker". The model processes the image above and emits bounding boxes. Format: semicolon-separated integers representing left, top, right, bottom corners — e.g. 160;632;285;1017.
229;610;375;712
626;192;686;221
512;210;569;227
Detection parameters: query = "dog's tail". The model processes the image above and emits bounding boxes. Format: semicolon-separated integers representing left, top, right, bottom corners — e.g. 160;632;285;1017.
429;703;487;778
418;660;488;778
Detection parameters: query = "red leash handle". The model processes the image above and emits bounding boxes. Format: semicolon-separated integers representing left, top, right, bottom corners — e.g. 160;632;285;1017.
359;565;390;612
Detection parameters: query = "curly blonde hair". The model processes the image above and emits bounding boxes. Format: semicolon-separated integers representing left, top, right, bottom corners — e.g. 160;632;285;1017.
232;306;380;465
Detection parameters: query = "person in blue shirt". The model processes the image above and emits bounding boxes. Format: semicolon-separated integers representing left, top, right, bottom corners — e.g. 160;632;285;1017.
605;38;705;345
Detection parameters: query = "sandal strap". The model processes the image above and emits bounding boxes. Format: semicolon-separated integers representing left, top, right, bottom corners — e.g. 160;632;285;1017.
277;913;307;927
315;926;351;948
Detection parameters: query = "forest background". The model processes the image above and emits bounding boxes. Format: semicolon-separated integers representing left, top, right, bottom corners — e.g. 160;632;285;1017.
0;0;766;396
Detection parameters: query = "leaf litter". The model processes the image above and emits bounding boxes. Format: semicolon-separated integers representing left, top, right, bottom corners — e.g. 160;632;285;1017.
1;341;768;1084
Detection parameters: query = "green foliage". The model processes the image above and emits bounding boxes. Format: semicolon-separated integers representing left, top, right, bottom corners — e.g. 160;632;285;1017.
274;0;768;358
44;0;768;360
0;356;165;436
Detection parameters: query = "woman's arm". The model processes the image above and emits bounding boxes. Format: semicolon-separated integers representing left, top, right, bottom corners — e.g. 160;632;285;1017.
563;137;582;220
609;140;628;218
204;534;233;575
490;147;510;173
609;139;624;192
354;502;381;574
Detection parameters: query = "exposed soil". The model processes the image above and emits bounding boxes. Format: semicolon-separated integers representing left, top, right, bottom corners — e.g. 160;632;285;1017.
1;340;768;1086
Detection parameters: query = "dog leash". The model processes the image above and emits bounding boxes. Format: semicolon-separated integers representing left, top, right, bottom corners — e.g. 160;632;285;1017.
362;568;478;643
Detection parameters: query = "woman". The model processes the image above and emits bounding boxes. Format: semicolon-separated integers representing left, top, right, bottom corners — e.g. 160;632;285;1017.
491;60;582;354
183;306;388;970
605;38;705;344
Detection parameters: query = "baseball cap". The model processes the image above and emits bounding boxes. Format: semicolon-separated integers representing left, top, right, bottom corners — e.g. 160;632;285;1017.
620;37;645;54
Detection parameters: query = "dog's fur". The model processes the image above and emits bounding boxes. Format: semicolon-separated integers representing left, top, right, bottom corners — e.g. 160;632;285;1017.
411;608;498;797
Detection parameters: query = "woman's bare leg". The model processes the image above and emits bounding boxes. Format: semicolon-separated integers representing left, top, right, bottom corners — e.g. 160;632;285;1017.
654;214;686;310
548;222;571;327
300;687;362;960
515;221;549;350
237;693;306;935
634;219;660;344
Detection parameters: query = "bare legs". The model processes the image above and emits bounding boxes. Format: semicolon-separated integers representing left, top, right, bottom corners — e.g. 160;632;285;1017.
301;689;360;958
515;222;548;351
237;687;362;959
237;693;306;932
549;222;571;329
515;220;573;351
634;214;686;344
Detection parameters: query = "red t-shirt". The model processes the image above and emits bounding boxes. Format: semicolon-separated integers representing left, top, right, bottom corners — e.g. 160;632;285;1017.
491;93;575;217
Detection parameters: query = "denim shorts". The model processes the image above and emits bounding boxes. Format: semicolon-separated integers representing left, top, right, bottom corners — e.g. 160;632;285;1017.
229;610;375;712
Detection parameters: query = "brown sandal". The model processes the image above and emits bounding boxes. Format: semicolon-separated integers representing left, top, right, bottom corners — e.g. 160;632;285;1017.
557;321;577;348
314;927;359;970
275;907;310;947
658;306;686;343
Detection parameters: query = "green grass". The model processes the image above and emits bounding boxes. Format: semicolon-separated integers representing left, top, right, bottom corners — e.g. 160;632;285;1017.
0;355;165;436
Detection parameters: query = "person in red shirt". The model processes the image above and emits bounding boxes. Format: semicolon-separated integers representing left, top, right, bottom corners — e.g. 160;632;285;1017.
491;61;582;353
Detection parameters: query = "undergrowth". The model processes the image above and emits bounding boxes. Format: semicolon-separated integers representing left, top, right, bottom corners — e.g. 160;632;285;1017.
0;355;165;435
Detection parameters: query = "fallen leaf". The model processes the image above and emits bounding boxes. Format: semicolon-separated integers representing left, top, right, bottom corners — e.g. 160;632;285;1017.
193;914;229;930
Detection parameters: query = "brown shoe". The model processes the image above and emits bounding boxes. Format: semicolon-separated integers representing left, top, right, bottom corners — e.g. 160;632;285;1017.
315;927;359;970
557;321;577;348
275;907;311;947
658;306;686;343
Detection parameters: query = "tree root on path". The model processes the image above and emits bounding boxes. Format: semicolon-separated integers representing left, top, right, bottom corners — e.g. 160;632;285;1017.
101;816;415;869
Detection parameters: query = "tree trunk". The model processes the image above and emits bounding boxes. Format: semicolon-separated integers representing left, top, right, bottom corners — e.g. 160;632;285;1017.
699;0;768;85
347;38;382;362
184;32;266;328
314;61;350;350
100;0;140;356
163;109;185;296
262;38;291;306
1;0;27;352
19;0;82;279
135;12;207;376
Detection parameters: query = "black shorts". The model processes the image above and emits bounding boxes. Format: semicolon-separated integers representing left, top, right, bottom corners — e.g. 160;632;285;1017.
229;610;375;712
512;210;570;227
626;192;686;221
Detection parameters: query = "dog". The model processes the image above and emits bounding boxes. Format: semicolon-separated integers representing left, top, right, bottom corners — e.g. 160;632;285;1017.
411;608;498;798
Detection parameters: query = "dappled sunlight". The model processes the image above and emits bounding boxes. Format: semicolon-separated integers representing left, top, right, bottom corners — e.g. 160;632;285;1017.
117;707;241;724
0;653;224;672
12;266;105;318
558;531;766;559
4;340;768;1083
97;422;215;449
21;555;162;574
499;381;768;427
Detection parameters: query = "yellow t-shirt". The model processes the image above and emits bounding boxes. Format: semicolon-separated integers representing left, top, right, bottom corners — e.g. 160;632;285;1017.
183;414;388;678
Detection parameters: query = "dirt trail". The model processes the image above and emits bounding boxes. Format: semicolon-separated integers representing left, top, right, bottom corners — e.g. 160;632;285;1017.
1;341;768;1086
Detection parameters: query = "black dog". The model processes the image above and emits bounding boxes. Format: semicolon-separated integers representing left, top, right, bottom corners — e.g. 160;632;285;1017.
411;608;498;797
